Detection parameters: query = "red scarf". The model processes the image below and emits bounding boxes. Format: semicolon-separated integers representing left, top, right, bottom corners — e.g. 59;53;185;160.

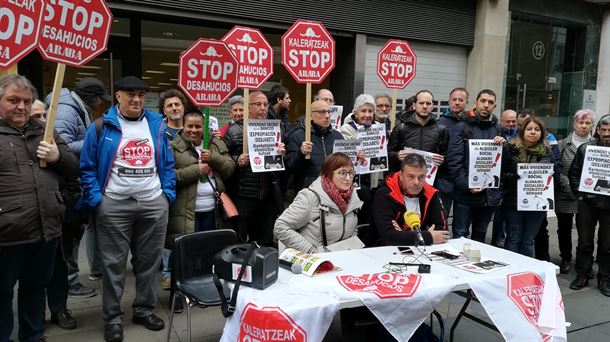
321;176;353;213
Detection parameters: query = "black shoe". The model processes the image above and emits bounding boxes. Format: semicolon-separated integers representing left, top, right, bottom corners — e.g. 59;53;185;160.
132;313;165;331
104;324;123;342
598;278;610;297
559;260;571;274
173;296;184;314
570;275;589;290
51;309;77;330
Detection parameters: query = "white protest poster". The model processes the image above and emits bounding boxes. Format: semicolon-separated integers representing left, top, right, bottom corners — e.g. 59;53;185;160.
578;145;610;196
332;139;361;165
404;148;438;185
208;116;219;131
356;123;388;175
517;163;555;211
330;105;343;131
247;119;285;173
468;139;502;188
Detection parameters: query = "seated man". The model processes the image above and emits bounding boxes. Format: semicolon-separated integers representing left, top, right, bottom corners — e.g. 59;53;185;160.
369;154;450;246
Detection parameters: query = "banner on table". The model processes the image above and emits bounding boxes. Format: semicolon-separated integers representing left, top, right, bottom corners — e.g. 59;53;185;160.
330;105;343;131
468;139;502;188
578;145;610;196
517;163;555;211
247;119;285;173
356;123;388;175
404;148;439;185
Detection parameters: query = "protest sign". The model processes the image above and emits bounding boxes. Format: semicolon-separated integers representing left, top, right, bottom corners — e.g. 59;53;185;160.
247;119;284;173
517;163;555;211
403;148;438;185
578;145;610;196
356;123;388;175
330;105;343;131
468;139;502;188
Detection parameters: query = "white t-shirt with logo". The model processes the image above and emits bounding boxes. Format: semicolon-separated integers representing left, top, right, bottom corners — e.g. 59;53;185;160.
194;145;216;212
105;116;163;201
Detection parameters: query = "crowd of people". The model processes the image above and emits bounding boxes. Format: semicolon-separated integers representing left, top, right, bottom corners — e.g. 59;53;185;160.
1;73;609;342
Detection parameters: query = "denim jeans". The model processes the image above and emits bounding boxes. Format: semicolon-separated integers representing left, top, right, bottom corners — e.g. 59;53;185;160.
504;208;546;257
452;202;494;243
0;239;58;342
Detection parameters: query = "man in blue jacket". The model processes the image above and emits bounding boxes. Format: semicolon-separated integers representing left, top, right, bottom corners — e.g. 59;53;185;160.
78;76;176;342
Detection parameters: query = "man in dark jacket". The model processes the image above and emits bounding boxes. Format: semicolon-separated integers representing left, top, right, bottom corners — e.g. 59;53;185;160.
369;154;450;246
0;74;79;342
447;89;505;243
285;99;343;191
387;90;448;172
224;91;286;246
568;115;610;296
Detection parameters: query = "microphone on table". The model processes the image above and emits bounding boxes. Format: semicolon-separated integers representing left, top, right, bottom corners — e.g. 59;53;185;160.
404;210;426;247
279;259;303;274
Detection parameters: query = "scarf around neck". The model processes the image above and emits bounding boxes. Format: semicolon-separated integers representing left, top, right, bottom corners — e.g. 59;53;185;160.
321;176;353;213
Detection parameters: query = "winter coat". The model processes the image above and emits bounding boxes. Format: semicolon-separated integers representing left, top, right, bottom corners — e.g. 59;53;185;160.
274;177;362;253
555;133;595;213
0;118;79;247
46;89;91;155
569;139;610;210
368;172;447;246
447;112;503;206
500;142;558;210
387;110;449;171
285;117;344;189
166;132;235;249
77;105;176;212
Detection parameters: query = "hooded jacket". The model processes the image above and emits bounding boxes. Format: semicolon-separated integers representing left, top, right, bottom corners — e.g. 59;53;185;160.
368;172;447;246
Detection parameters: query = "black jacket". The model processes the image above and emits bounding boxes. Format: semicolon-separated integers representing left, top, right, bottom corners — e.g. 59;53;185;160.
388;110;448;171
285;118;344;189
568;139;610;209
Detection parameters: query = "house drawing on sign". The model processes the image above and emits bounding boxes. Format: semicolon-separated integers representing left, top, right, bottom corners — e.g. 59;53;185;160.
237;33;257;44
392;45;406;54
301;28;320;38
200;46;223;57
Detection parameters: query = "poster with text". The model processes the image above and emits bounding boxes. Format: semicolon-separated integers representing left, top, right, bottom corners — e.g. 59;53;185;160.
247;119;285;173
468;140;502;188
517;163;555;211
330;105;343;131
356;124;388;175
578;145;610;196
404;148;438;185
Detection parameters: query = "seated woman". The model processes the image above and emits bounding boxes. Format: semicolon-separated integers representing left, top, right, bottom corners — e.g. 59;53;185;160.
274;152;363;253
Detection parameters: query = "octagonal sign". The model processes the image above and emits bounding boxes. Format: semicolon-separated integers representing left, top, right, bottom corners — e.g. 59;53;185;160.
239;303;307;342
37;0;113;66
507;272;551;340
221;26;273;89
377;39;417;89
337;273;422;299
179;38;239;106
0;0;44;68
281;20;335;84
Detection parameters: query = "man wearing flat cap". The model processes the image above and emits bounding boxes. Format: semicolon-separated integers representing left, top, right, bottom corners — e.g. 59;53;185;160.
78;76;176;342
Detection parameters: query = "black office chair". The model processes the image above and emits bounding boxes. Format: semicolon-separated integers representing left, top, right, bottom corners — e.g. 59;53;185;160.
166;229;238;342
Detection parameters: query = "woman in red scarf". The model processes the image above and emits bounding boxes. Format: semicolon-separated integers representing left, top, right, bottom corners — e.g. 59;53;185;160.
275;153;363;253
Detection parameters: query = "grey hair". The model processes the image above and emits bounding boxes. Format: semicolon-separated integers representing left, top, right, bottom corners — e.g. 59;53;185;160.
374;93;392;103
352;94;375;114
0;74;38;100
573;109;595;122
228;95;243;107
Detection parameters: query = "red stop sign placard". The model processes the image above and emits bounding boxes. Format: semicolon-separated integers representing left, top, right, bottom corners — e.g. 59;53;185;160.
0;0;44;68
281;20;335;84
377;39;417;89
239;303;307;342
222;26;273;89
37;0;112;66
337;273;422;299
179;38;239;106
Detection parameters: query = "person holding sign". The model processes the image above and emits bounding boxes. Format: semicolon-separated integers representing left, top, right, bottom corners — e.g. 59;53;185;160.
275;153;362;253
285;99;343;191
500;117;558;257
568;115;610;296
369;154;449;246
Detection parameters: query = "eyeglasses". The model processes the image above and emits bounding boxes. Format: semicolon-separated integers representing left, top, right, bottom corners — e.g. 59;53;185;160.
335;170;355;179
250;102;269;108
312;109;332;115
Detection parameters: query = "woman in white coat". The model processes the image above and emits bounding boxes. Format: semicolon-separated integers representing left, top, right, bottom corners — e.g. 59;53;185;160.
274;153;363;253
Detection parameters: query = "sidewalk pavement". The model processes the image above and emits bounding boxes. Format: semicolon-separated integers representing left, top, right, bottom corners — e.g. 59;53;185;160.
12;217;610;341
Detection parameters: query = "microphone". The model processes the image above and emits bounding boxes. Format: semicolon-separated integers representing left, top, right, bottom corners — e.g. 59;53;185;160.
404;210;425;246
279;259;303;274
